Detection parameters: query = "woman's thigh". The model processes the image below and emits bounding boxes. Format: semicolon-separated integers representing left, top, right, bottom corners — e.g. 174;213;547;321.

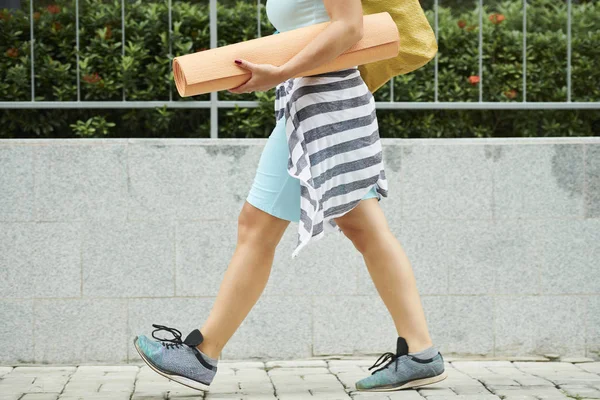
334;197;388;237
246;117;301;223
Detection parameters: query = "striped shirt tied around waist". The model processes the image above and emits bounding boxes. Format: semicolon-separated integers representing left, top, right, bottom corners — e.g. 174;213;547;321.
275;66;389;259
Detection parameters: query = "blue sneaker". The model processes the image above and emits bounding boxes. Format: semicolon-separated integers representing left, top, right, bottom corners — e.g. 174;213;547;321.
355;337;447;391
133;323;218;391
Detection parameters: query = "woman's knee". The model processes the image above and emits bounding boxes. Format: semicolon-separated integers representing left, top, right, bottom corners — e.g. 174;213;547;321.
335;200;389;254
339;223;374;254
237;201;288;249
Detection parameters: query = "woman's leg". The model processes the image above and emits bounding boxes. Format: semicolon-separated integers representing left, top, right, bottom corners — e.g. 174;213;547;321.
196;201;290;359
334;197;433;353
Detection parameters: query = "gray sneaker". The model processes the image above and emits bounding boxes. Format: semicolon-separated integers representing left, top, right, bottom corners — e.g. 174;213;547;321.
355;337;447;391
133;323;218;391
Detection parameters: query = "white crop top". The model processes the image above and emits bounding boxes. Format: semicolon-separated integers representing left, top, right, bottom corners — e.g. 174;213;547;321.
266;0;331;33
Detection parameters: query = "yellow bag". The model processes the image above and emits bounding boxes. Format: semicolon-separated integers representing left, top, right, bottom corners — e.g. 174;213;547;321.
359;0;438;94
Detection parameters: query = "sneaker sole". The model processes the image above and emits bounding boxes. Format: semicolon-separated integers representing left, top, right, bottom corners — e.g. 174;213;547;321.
133;336;210;391
356;369;448;392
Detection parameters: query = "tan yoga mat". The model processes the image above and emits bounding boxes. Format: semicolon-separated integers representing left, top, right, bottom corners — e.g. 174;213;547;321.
173;11;400;97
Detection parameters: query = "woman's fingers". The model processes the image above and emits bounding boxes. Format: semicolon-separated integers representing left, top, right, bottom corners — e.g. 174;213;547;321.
229;75;254;93
229;81;250;93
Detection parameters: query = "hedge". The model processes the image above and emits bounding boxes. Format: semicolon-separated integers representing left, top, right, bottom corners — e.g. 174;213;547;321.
0;0;598;138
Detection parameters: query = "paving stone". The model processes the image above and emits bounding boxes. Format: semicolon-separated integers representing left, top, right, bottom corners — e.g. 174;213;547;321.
328;360;378;368
25;380;68;393
98;381;135;392
486;366;528;376
133;381;177;393
20;395;60;400
167;386;207;397
308;387;352;399
272;394;311;400
560;357;596;363
0;377;36;394
230;370;270;379
77;365;139;373
351;392;425;399
559;384;600;398
384;392;428;400
479;376;521;386
334;372;365;389
200;382;238;393
219;362;265;369
576;362;600;373
426;396;501;400
513;361;581;371
62;381;102;392
512;376;554;386
205;396;274;400
415;388;453;397
0;359;598;399
451;385;492;395
59;394;132;400
490;386;570;399
265;359;327;368
548;375;600;385
330;365;364;374
131;393;167;400
11;367;76;375
0;395;22;400
267;367;330;376
237;383;274;395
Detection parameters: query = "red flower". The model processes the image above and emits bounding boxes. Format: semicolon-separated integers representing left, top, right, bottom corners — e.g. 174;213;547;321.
504;89;517;99
83;72;101;84
6;47;18;58
52;21;62;31
489;13;505;25
468;75;480;86
457;20;466;29
33;11;41;21
47;4;61;14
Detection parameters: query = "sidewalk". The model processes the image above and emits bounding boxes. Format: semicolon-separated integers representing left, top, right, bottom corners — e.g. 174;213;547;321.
1;357;599;400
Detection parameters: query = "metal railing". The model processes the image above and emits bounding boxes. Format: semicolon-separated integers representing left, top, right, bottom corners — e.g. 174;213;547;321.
1;0;598;139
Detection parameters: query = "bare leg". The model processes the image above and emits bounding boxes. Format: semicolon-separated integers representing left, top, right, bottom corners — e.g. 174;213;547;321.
334;198;433;353
196;201;290;359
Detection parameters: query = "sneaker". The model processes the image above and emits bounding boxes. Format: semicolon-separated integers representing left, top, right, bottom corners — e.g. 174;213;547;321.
133;323;218;391
355;337;447;391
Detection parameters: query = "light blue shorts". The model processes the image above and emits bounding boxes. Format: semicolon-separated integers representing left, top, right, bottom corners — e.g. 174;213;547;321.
246;116;379;222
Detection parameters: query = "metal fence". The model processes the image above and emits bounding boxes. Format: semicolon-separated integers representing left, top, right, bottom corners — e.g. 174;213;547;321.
1;0;598;138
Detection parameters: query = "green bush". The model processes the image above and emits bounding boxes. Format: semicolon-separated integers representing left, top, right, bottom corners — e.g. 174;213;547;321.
0;0;598;138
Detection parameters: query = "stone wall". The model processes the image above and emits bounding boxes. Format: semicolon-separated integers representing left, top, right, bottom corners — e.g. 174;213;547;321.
1;137;599;364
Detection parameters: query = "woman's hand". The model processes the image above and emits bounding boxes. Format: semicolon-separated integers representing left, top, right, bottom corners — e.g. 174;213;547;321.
227;59;286;94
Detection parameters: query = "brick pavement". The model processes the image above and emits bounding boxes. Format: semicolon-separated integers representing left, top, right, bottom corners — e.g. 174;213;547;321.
1;358;599;400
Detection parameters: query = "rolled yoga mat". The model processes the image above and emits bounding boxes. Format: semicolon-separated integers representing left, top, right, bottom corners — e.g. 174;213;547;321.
173;11;400;97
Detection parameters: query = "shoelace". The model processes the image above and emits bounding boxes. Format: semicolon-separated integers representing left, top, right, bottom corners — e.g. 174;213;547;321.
151;323;184;349
368;351;399;374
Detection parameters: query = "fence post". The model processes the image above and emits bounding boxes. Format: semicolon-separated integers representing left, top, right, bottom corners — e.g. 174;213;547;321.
210;0;218;138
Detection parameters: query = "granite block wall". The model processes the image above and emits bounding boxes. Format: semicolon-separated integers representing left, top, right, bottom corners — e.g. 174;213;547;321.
1;137;599;364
